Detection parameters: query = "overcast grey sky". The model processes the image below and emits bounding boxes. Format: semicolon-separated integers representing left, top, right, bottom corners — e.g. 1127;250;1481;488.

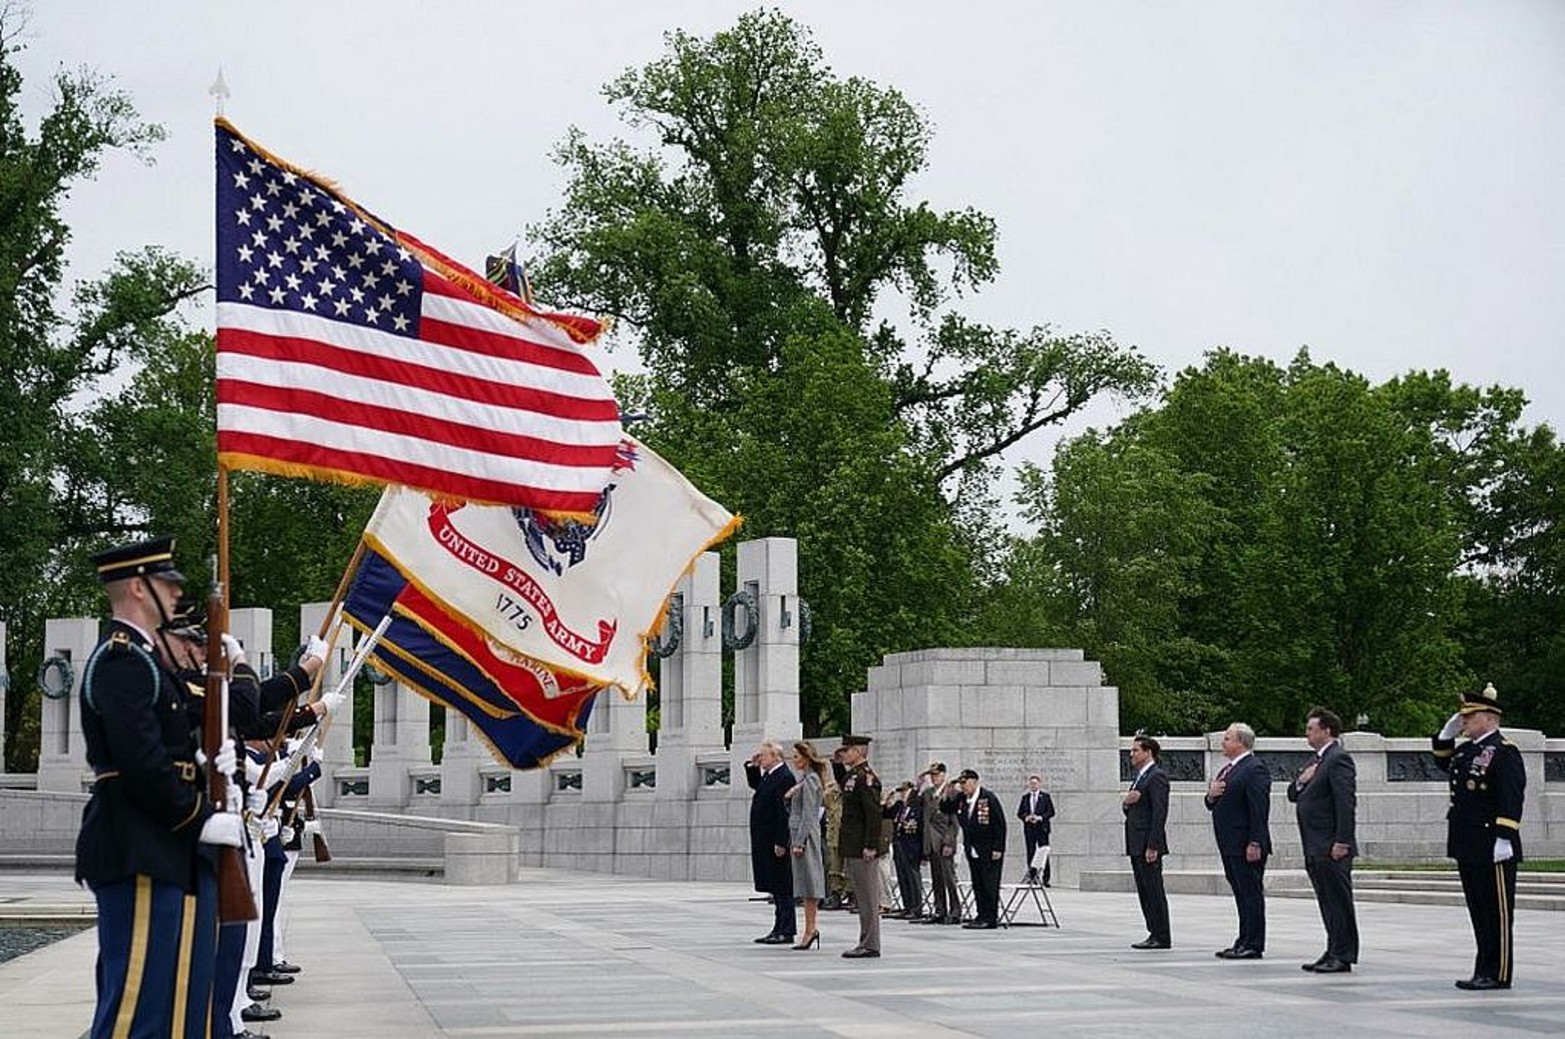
16;1;1565;487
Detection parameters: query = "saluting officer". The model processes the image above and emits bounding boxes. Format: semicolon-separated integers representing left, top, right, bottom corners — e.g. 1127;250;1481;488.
1433;683;1527;991
836;734;885;959
77;536;245;1039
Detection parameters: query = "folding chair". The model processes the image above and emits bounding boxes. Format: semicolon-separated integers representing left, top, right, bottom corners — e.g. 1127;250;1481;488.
1000;846;1060;928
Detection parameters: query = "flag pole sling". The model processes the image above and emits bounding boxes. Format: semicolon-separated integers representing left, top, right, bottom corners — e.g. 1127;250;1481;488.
209;465;258;921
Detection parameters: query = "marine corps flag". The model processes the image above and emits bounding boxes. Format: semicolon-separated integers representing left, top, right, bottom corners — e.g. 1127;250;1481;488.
343;548;597;768
360;436;738;694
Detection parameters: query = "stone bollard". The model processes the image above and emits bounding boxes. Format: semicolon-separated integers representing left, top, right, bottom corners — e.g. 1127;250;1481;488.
443;830;520;885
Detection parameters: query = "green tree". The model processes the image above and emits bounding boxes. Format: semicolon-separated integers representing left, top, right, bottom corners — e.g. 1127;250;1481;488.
1004;350;1502;736
529;12;1156;731
0;12;196;768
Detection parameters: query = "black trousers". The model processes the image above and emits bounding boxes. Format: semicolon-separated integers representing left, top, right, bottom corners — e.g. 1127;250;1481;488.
1458;859;1518;984
892;843;923;915
1130;854;1170;944
769;861;796;938
928;851;960;921
1304;854;1358;963
1220;853;1267;952
967;855;1002;924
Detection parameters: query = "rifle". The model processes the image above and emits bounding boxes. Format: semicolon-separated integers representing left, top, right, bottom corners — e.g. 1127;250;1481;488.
301;785;332;862
206;566;258;922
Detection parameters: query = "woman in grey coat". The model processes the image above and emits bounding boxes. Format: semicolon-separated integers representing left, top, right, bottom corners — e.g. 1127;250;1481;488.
786;740;833;949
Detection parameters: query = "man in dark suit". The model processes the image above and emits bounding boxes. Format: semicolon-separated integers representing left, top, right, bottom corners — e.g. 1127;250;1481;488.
1433;684;1527;990
746;740;796;945
948;768;1006;929
1016;773;1055;886
1124;734;1171;949
1286;707;1358;973
1205;722;1272;959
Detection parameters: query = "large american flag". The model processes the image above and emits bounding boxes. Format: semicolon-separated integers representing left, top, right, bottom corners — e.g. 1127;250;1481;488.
214;119;622;513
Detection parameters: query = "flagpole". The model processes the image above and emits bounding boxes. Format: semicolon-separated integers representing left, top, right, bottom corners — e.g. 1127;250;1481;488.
254;538;367;796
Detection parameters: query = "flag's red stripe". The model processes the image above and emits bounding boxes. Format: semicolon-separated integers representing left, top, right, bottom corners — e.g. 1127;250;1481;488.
218;327;619;422
218;431;605;512
421;275;604;376
216;381;622;468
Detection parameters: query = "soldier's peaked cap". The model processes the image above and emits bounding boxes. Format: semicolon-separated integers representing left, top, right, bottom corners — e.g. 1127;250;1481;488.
90;535;186;585
1458;682;1503;717
840;734;872;747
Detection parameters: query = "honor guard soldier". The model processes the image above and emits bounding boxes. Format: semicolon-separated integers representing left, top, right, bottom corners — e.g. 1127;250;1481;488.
836;734;885;958
1433;683;1527;990
77;536;245;1039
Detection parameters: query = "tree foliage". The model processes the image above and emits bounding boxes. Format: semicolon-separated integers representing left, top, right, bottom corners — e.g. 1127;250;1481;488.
998;349;1561;736
529;11;1156;732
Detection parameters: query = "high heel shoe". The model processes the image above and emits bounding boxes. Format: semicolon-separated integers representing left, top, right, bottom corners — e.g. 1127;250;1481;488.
792;931;820;950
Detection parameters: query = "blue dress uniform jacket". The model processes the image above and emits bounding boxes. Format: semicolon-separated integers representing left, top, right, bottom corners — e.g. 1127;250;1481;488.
1434;730;1525;863
76;620;213;891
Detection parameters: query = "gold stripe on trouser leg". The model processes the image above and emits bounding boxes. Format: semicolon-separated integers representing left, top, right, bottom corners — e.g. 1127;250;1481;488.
111;876;153;1039
1495;863;1509;982
170;893;196;1037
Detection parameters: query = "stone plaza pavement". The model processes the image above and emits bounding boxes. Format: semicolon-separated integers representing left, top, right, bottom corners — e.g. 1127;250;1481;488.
3;868;1564;1038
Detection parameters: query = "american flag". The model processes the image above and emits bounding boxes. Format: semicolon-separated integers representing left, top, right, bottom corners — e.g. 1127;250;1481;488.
214;119;622;513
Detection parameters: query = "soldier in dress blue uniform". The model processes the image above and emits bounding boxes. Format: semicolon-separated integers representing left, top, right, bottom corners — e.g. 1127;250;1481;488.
1433;683;1527;991
77;535;246;1038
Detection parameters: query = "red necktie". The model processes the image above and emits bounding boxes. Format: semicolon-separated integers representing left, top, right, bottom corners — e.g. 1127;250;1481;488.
1216;762;1234;782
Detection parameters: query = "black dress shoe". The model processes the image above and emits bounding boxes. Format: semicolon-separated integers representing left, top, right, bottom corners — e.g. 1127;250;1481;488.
1131;938;1170;950
1217;948;1262;960
1311;959;1352;974
757;934;793;945
1455;977;1509;990
247;986;270;1001
272;960;302;974
962;920;998;930
241;1003;282;1023
841;947;881;958
237;1031;270;1039
249;970;294;986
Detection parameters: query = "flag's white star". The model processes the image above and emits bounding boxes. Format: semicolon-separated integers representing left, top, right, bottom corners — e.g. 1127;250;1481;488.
300;293;318;311
236;245;254;263
363;307;380;324
233;171;250;190
268;286;286;304
392;313;410;332
395;279;413;296
267;252;284;269
333;298;351;316
237;282;255;300
235;209;251;226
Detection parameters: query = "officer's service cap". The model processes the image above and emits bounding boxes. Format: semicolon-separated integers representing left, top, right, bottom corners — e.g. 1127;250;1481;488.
957;768;980;782
922;760;947;776
90;535;186;584
1459;682;1503;717
840;734;872;747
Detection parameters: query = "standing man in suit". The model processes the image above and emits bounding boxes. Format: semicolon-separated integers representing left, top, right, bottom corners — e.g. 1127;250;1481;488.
948;768;1007;929
1205;722;1272;959
1433;684;1527;991
1124;734;1171;950
837;735;885;958
918;762;961;925
746;740;796;945
1016;773;1055;886
1287;707;1358;974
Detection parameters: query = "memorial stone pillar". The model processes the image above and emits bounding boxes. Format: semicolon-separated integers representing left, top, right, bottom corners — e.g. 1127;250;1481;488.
729;537;801;778
300;602;354;806
583;685;647;802
228;608;273;681
368;673;430;809
439;707;484;807
37;618;98;792
654;553;724;800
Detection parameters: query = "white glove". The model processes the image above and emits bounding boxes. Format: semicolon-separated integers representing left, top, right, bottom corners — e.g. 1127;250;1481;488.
262;816;280;841
221;632;246;666
213;739;237;778
198;812;244;848
1494;838;1514;863
317;690;348;716
304;635;329;664
1438;712;1463;741
246;789;267;817
225;782;242;815
244;755;264;784
304;740;322;765
302;819;322;837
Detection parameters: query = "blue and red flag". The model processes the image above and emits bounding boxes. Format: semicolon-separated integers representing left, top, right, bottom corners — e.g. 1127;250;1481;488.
343;547;600;769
